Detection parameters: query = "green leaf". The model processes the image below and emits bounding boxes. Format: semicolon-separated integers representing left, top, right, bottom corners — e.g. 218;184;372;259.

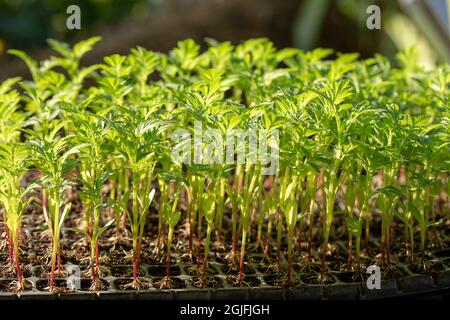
202;194;216;223
8;49;39;80
58;203;72;230
73;36;102;59
345;217;362;237
371;185;404;199
97;219;115;238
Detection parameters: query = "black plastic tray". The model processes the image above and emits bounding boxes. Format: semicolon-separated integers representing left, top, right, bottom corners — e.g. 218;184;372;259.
1;255;449;300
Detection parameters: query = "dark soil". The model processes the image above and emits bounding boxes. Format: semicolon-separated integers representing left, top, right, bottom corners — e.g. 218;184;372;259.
36;279;68;292
110;266;145;277
147;265;181;277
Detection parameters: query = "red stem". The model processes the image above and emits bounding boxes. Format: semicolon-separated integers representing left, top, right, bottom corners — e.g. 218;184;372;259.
95;240;99;273
196;218;202;269
201;258;208;288
231;234;237;262
297;225;303;258
165;249;171;287
15;251;23;285
133;254;138;282
276;237;281;271
8;229;14;269
238;248;245;284
188;215;193;256
347;236;353;265
287;248;292;284
320;245;326;282
264;234;270;258
307;225;313;262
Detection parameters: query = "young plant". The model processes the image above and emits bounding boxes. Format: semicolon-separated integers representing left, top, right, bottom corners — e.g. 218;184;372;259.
237;163;261;284
0;132;34;290
262;175;279;261
224;164;243;266
200;193;216;287
107;107;163;288
161;189;180;289
66;110;114;288
0;79;26;260
27;124;80;290
279;168;299;284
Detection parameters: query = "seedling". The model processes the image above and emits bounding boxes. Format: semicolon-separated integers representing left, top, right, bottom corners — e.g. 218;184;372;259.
0;37;448;294
0;126;34;290
27;124;81;290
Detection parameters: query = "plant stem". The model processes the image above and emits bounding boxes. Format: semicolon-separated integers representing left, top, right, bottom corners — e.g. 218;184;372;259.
11;229;23;288
307;198;315;262
264;211;273;258
90;237;97;282
131;171;140;285
132;237;139;285
321;164;339;281
196;202;203;270
50;189;61;290
238;228;247;284
165;225;174;288
256;186;264;245
215;178;225;244
287;226;294;284
276;208;282;270
201;222;213;288
8;227;14;269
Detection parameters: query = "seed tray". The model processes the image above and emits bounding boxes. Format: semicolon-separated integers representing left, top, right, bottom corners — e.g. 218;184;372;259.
1;248;449;300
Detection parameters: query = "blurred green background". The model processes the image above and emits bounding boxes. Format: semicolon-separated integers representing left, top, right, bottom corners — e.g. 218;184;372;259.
0;0;449;81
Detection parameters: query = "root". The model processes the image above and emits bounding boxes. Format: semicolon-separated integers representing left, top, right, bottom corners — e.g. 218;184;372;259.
278;274;297;287
296;261;314;273
186;264;200;276
228;275;251;287
123;278;141;290
156;276;172;289
72;237;89;249
318;272;330;284
83;265;107;279
120;250;135;264
0;258;15;274
8;279;30;291
0;238;8;251
89;278;106;291
352;268;366;282
39;247;53;265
